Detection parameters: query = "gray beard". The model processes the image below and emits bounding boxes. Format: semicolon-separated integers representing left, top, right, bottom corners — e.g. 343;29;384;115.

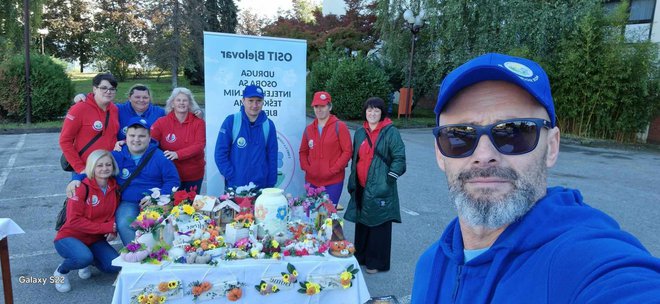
448;159;546;229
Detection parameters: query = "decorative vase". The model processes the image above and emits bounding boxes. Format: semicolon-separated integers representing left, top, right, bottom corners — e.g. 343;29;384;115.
136;231;157;249
254;188;288;238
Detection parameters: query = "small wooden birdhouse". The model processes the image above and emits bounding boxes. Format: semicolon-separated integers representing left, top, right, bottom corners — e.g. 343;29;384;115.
217;200;240;225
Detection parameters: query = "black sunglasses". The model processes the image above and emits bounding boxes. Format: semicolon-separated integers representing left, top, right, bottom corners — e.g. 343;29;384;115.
433;118;552;158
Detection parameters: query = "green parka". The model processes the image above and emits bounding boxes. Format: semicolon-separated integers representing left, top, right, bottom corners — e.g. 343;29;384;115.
344;122;406;227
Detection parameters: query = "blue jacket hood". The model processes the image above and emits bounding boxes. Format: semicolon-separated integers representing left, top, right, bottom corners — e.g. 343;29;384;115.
411;187;660;303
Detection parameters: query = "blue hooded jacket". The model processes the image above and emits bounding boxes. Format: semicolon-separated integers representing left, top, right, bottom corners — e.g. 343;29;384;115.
117;102;165;140
412;187;660;303
214;107;278;189
112;140;180;203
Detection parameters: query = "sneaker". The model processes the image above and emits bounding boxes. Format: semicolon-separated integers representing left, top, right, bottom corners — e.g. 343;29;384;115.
78;266;91;280
365;268;379;274
53;267;71;292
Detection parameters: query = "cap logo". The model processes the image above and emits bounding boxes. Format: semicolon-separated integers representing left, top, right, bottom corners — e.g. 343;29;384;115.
236;137;247;148
140;119;147;124
504;61;534;78
122;126;128;135
93;120;103;131
257;88;263;93
320;94;327;100
166;133;176;143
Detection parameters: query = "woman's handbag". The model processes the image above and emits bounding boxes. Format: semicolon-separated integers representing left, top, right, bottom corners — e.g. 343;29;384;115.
55;184;88;231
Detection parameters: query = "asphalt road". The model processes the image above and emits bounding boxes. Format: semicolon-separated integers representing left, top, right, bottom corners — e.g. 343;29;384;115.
0;128;658;304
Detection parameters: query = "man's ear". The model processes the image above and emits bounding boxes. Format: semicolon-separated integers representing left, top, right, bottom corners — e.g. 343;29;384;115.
435;139;447;172
545;127;560;168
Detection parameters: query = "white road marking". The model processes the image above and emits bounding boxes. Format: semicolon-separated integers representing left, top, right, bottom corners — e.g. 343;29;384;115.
401;206;419;216
0;193;66;202
0;134;26;194
10;249;57;260
12;164;59;170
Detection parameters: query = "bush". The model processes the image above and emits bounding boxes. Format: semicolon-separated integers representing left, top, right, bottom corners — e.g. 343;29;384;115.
308;42;343;101
0;54;74;122
325;55;391;120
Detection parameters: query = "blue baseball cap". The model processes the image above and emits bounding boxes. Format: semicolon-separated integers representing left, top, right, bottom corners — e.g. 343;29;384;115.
435;53;556;127
243;85;264;99
126;117;150;130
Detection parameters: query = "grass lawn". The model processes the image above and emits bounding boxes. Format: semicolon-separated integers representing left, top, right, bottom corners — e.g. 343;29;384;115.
70;72;205;106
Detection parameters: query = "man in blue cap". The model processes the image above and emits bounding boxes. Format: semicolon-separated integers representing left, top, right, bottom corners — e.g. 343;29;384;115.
214;85;278;189
411;53;660;303
68;117;180;245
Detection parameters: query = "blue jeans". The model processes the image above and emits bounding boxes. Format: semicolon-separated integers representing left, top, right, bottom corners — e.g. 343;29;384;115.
311;181;344;206
54;237;120;274
180;178;203;193
115;201;139;246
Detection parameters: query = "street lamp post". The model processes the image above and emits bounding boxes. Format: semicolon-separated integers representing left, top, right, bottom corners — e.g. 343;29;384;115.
402;9;425;120
37;28;49;55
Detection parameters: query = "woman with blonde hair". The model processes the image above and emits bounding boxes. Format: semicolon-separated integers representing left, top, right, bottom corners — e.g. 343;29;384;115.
151;87;206;191
53;149;121;292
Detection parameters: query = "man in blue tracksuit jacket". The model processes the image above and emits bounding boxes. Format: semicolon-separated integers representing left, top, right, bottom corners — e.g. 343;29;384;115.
214;85;278;189
412;53;660;303
69;117;180;245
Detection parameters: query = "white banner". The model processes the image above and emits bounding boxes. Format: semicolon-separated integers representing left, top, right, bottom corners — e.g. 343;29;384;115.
203;32;306;197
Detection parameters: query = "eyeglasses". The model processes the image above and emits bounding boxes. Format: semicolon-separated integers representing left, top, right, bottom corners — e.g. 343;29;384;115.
96;86;117;93
433;118;552;158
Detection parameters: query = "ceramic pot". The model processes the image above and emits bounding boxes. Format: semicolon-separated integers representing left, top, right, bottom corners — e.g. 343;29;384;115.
254;188;288;237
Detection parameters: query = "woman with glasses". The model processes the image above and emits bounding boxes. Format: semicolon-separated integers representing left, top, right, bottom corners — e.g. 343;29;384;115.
150;88;206;192
59;73;120;174
344;97;406;274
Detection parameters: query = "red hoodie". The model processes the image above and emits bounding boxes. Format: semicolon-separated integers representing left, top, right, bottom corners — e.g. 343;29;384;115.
299;115;353;186
357;118;392;187
55;177;118;246
150;111;206;181
59;93;120;173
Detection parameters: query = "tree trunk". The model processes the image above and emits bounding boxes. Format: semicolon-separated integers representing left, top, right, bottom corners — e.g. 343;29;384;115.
171;0;180;88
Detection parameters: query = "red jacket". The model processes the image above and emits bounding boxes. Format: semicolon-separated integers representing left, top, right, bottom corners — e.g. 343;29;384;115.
299;115;352;186
357;118;392;187
150;111;206;181
55;178;118;246
59;93;120;173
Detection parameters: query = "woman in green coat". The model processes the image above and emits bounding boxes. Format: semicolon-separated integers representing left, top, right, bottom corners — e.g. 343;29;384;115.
344;97;406;274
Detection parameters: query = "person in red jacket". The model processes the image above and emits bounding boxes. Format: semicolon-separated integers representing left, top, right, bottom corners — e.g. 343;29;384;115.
151;87;206;192
59;73;120;174
299;91;352;208
53;150;121;292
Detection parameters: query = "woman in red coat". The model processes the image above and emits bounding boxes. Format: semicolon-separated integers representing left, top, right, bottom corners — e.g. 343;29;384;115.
151;87;206;192
53;150;121;292
299;91;353;208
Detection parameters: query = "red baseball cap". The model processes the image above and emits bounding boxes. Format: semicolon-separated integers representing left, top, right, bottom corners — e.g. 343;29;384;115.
311;91;331;106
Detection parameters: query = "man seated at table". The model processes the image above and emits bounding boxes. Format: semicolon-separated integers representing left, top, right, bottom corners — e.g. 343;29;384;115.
68;117;180;245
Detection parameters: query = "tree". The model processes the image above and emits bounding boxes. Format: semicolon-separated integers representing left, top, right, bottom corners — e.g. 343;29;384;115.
42;0;94;72
236;8;270;36
1;0;45;60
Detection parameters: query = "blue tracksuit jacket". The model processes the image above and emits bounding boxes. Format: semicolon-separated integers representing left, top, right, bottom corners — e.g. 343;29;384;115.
117;102;165;140
214;107;277;189
411;187;660;303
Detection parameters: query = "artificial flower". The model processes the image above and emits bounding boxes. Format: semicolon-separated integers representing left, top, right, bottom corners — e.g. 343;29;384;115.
182;204;195;215
282;273;290;284
272;252;281;259
168;280;178;289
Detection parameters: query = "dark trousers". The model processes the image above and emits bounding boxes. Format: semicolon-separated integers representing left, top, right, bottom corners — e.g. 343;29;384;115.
354;220;392;271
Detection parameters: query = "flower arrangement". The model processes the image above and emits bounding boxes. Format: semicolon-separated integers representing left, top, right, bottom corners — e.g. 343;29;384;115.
230;213;254;228
190;281;213;300
184;226;225;252
280;263;298;285
170;186;197;206
340;264;360;289
145;243;170;264
119;242;150;263
225;283;244;302
169;204;196;219
135;292;166;304
255;280;279;296
298;281;322;295
142;188;170;207
131;207;165;234
157;280;180;293
260;235;282;259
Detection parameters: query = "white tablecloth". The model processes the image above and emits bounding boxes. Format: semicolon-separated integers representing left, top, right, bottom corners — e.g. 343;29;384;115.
0;218;24;240
111;255;371;304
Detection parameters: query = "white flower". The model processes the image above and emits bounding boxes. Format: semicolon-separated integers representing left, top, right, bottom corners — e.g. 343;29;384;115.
171;186;179;192
149;188;161;199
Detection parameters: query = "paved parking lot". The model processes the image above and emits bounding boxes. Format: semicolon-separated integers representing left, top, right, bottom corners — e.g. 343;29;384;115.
0;130;659;303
